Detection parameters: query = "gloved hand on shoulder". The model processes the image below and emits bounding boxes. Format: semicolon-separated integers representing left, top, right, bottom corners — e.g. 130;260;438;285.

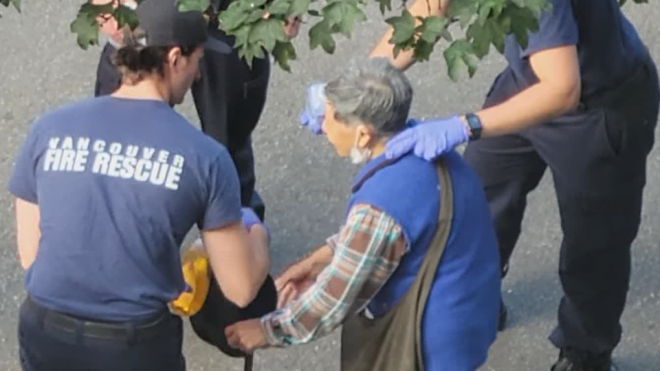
385;116;470;161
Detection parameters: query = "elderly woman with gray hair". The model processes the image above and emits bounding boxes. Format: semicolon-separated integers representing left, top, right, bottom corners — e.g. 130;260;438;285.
225;58;501;371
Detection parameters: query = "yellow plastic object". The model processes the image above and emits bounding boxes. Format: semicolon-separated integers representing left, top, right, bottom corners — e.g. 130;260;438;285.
169;247;210;317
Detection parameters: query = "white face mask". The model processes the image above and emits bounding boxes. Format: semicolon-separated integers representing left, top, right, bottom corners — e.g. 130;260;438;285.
349;132;371;165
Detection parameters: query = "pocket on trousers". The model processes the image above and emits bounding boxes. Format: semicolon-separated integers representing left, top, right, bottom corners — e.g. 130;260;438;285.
600;109;627;158
233;66;270;140
243;69;269;101
18;307;45;371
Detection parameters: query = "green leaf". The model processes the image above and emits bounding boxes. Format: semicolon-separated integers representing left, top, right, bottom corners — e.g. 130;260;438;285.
447;0;478;29
443;39;476;81
233;24;252;48
522;0;552;18
323;2;343;27
413;39;435;61
272;40;297;71
249;18;287;50
177;0;210;12
462;51;478;77
466;17;505;58
0;0;20;11
218;2;252;32
309;20;336;53
70;11;99;50
477;0;503;25
239;42;266;68
113;6;139;30
418;15;449;43
69;3;115;50
267;0;292;15
376;0;392;14
289;0;312;16
385;9;415;44
79;2;116;18
246;8;267;23
322;0;366;37
250;0;269;8
501;3;538;50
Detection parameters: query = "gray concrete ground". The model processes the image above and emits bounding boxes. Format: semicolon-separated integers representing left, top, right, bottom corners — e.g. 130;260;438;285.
0;1;659;370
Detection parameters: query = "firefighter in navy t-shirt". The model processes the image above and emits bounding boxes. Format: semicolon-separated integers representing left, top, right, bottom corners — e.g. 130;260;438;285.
8;1;270;370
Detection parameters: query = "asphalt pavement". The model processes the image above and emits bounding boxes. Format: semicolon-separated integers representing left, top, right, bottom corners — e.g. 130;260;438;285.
0;1;659;370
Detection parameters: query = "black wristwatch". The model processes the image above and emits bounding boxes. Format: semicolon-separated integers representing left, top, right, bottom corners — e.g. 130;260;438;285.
465;113;483;141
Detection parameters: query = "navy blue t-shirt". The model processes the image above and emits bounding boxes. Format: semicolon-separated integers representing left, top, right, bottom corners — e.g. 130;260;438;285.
489;0;646;103
8;96;242;321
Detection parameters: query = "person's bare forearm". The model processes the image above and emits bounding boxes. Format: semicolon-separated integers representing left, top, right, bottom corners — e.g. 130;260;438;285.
15;198;41;270
470;46;581;137
280;243;333;278
369;0;449;70
202;221;271;308
248;225;271;282
307;245;333;273
473;81;580;137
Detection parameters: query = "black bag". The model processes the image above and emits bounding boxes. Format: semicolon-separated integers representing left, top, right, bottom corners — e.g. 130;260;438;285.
189;267;277;358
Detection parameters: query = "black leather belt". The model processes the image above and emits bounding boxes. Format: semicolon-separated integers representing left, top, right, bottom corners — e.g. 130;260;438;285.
26;296;169;340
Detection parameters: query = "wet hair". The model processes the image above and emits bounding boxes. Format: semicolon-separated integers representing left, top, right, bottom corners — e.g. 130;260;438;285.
112;27;198;83
324;57;413;136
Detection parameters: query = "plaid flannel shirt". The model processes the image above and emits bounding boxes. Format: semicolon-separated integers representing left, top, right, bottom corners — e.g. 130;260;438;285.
261;203;407;346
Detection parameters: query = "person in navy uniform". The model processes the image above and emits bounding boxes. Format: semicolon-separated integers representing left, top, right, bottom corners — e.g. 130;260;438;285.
93;0;301;221
8;1;270;370
296;0;658;370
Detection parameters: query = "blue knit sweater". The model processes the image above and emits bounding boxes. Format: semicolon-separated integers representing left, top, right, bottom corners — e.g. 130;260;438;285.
348;150;501;371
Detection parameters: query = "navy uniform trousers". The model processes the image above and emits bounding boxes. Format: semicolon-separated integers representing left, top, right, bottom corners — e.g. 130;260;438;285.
464;52;659;354
95;27;270;220
19;296;186;371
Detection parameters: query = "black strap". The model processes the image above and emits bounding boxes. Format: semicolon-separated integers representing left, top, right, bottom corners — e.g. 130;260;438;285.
244;355;253;371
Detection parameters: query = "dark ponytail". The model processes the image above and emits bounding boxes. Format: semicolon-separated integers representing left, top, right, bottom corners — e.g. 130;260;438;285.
112;27;197;83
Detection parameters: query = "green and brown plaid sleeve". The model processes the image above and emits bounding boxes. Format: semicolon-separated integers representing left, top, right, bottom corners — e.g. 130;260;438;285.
261;203;408;346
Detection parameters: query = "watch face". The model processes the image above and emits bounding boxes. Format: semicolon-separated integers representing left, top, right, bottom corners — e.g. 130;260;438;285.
466;114;482;140
467;114;481;129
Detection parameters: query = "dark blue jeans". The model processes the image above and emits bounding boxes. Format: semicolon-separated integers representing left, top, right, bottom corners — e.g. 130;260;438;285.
464;52;659;354
18;297;186;371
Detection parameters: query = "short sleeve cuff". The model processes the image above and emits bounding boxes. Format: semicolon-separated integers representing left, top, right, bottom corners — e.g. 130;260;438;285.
199;214;241;231
521;35;579;58
8;182;38;204
520;0;579;58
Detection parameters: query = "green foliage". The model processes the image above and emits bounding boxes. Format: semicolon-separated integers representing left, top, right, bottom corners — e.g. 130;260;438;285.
69;1;144;50
0;0;20;18
1;0;647;80
214;0;556;79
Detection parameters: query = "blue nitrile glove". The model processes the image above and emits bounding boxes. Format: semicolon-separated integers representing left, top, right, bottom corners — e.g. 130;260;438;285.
299;82;327;135
241;207;262;229
241;207;271;244
385;116;470;161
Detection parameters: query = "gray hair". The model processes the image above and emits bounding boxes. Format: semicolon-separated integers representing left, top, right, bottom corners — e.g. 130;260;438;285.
324;57;413;136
